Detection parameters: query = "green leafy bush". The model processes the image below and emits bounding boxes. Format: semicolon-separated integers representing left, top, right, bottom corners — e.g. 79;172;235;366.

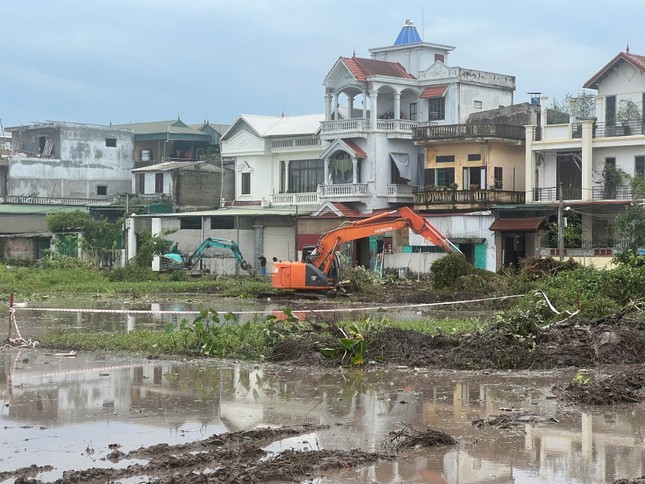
430;253;472;290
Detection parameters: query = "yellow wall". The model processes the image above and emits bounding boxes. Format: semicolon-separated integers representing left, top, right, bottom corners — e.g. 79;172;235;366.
425;141;525;191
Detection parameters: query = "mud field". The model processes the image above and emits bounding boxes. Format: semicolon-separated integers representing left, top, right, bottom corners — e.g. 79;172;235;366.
3;292;645;482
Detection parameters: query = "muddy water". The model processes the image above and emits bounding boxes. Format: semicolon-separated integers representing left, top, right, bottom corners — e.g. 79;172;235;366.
2;349;645;483
8;295;480;338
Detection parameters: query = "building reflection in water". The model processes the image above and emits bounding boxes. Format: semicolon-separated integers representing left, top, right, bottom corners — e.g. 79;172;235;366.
2;351;645;482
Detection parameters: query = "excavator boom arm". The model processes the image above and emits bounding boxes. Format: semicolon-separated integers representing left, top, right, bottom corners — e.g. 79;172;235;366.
182;238;255;275
310;206;460;274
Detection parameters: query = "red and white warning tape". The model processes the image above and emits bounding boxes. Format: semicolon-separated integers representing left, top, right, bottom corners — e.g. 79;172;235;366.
14;294;522;316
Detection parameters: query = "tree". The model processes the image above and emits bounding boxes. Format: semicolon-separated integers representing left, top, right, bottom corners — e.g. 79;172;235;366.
46;210;122;266
616;99;641;129
602;161;627;199
548;92;596;124
548;211;582;248
132;229;175;267
614;202;645;256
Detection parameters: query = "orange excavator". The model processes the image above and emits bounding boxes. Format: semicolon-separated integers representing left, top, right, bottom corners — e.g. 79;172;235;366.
272;206;461;291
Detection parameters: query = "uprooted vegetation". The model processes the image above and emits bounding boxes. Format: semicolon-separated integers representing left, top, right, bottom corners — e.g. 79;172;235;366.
556;367;645;405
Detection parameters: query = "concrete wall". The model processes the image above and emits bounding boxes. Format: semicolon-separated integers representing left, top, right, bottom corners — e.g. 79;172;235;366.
0;237;38;261
468;102;539;126
140;216;256;275
176;168;234;209
0;214;48;234
9;124;134;198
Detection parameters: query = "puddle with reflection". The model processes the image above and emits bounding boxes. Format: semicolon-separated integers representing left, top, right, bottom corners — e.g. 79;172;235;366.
1;349;645;483
11;295;482;338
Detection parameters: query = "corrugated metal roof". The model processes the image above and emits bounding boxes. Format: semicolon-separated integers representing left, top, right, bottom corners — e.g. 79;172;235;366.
239;114;324;137
133;204;320;218
489;217;546;231
113;119;209;137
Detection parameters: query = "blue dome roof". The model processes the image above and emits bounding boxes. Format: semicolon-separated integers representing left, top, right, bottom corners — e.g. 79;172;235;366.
394;20;421;45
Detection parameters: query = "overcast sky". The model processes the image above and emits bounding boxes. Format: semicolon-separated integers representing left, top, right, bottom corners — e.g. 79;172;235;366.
2;0;642;128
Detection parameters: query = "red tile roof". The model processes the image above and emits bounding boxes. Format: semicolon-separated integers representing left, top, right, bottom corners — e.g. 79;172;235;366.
343;139;367;158
313;202;364;219
420;85;448;98
489;217;546;232
341;56;415;81
584;51;645;89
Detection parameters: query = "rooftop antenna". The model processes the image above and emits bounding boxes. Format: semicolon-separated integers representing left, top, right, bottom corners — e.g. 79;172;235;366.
422;6;425;41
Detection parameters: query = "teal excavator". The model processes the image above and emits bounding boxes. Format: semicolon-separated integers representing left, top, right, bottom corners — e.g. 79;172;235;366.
161;237;256;275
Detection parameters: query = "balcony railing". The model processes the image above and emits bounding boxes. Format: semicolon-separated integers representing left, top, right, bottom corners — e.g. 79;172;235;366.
413;188;524;206
0;195;114;206
592;184;633;200
534;185;634;202
594;121;645;137
321;119;370;135
270;138;321;150
536;120;645;142
375;119;419;131
387;184;415;197
271;192;320;205
533;186;583;202
413;123;525;142
319;183;369;197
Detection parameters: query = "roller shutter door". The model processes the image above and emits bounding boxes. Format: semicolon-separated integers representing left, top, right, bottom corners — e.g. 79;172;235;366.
263;226;296;263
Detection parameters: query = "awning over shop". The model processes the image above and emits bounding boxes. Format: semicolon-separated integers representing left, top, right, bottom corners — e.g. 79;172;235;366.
489;217;546;232
420;85;448;99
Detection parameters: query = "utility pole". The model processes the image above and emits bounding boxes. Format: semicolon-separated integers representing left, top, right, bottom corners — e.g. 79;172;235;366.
557;183;564;261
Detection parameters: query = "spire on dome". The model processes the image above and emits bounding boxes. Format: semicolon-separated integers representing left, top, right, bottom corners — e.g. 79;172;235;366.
626;43;630;53
394;19;422;46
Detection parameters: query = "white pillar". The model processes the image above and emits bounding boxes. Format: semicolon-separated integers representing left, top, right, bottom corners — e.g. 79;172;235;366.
332;93;339;119
394;91;401;120
324;94;332;121
540;96;549;127
284;160;290;193
348;95;354;119
352;158;358;184
362;89;368;119
525;125;536;202
151;217;162;271
370;89;378;129
324;157;330;185
581;120;594;201
126;217;137;264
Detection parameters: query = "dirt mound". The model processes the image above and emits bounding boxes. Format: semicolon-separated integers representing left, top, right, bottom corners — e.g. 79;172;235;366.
555;367;645;405
268;313;645;371
3;424;395;484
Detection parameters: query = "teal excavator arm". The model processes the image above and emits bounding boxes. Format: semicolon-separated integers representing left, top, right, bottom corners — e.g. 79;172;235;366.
161;238;256;275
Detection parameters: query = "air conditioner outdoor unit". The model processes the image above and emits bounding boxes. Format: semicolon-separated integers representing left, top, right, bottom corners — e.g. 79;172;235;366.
261;198;272;207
